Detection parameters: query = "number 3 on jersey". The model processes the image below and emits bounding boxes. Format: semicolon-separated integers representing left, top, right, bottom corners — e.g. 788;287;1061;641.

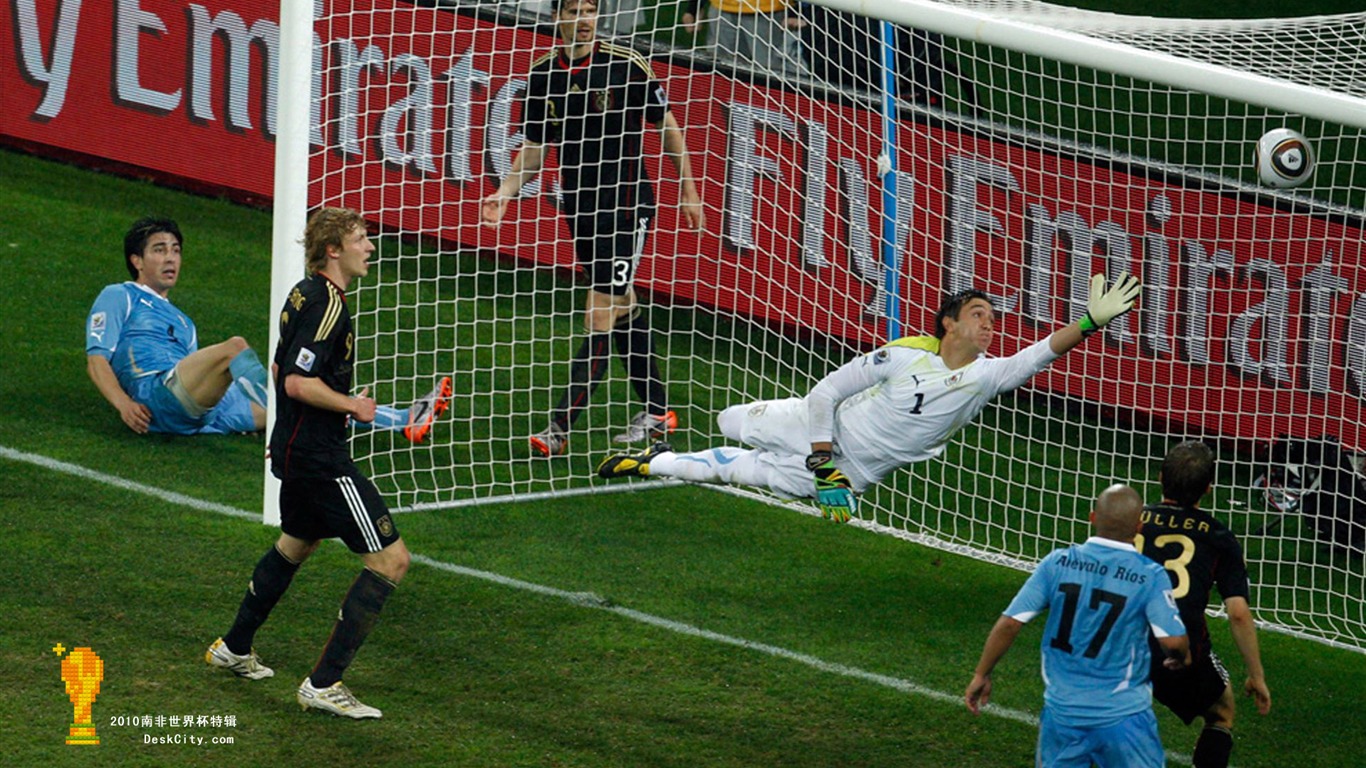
1134;533;1195;599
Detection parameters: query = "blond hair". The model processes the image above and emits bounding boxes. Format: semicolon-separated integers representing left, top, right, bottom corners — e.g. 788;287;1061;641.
302;207;366;274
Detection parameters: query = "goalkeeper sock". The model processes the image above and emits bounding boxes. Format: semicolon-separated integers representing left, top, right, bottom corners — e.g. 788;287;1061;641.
552;333;611;431
351;404;407;431
613;311;667;415
1192;725;1233;768
228;347;269;409
309;568;396;689
223;545;301;655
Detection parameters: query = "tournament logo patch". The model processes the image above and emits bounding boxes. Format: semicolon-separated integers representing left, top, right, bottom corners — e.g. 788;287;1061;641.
376;515;394;538
748;403;768;417
295;347;317;372
90;312;106;332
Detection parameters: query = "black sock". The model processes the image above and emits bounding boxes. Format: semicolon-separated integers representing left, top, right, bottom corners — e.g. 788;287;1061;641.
612;312;666;415
309;568;396;688
552;333;612;431
223;546;300;655
1193;725;1233;768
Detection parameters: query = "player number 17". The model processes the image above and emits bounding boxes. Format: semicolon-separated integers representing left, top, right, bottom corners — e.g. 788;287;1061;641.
1050;583;1128;658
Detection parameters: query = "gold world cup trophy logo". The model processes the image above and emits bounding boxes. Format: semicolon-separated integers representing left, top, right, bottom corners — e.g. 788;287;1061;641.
53;643;104;745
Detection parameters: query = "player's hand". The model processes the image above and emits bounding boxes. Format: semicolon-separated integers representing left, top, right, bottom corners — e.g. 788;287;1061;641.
480;194;508;228
965;673;992;715
1084;271;1141;329
350;386;377;424
118;398;152;434
1244;676;1272;715
808;452;856;523
680;197;706;232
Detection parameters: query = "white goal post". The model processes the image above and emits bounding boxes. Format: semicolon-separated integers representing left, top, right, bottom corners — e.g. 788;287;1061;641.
269;0;1366;653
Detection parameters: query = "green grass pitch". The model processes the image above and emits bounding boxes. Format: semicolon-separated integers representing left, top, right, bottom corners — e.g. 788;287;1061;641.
1;135;1364;768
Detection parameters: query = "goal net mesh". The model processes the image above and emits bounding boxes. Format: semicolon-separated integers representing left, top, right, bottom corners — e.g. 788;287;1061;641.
300;0;1366;651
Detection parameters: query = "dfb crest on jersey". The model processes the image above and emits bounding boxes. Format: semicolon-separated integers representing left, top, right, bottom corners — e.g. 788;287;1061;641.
592;89;613;112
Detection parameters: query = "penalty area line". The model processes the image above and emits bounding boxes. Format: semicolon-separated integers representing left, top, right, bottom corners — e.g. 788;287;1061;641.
3;444;1039;726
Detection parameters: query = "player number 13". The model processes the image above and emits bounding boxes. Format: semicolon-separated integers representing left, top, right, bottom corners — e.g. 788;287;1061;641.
1134;533;1196;599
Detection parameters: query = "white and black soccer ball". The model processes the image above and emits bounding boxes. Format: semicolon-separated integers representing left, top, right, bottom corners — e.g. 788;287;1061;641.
1254;128;1315;189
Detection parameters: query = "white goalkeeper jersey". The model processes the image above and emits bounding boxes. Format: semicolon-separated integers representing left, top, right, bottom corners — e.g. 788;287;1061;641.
807;335;1059;488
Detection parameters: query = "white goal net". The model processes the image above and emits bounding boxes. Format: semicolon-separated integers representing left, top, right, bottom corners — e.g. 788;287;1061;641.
275;0;1366;652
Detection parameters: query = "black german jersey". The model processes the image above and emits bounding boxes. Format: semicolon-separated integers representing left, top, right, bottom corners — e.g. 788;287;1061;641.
521;41;669;220
1138;502;1251;661
269;273;355;479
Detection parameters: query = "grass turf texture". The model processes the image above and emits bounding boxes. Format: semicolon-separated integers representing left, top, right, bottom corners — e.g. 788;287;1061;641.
2;126;1365;767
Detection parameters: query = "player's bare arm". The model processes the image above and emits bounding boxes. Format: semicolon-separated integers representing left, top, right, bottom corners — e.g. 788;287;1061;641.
481;141;546;228
86;354;151;433
1225;595;1272;714
965;615;1024;715
1157;633;1192;670
283;374;377;424
660;112;705;231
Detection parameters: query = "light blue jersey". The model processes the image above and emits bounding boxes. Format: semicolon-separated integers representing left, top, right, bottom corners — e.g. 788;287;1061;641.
85;282;256;435
86;282;198;392
1005;537;1185;728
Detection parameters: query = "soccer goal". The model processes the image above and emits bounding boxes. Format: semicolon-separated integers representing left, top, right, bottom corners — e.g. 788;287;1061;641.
270;0;1366;653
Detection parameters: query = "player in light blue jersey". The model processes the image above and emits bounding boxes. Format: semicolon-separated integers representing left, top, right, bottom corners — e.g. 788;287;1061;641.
966;484;1190;768
86;217;450;440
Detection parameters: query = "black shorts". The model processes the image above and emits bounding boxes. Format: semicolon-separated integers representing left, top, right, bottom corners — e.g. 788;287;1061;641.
1151;649;1230;724
567;210;654;296
279;466;400;554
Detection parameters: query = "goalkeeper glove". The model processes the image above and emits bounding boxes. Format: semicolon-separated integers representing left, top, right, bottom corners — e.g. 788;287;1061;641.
807;451;856;523
1078;271;1141;337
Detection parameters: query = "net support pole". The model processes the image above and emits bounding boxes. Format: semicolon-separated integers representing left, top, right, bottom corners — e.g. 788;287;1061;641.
878;20;902;341
263;0;313;526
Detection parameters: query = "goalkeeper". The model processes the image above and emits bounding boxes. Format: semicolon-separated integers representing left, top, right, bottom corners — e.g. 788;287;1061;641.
598;273;1140;521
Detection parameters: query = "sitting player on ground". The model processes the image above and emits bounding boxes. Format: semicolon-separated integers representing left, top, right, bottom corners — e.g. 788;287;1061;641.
598;273;1140;522
86;216;451;442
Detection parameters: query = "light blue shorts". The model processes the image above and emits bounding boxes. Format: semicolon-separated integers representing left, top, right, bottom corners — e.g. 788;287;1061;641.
133;371;258;435
1037;706;1165;768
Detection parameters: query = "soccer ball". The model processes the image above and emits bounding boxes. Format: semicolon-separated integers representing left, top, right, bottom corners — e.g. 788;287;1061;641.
1253;128;1315;189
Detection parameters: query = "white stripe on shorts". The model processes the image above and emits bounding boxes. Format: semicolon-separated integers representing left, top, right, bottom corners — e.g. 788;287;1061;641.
336;475;381;552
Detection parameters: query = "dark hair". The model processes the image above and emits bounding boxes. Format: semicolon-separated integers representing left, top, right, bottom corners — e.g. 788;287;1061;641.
123;217;182;279
1161;440;1215;508
933;289;991;339
552;0;595;15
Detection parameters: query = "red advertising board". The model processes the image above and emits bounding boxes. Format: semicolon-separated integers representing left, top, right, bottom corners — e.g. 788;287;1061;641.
4;0;1363;448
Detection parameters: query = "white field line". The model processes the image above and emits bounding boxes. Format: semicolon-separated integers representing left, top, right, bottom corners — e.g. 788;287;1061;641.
15;443;1214;743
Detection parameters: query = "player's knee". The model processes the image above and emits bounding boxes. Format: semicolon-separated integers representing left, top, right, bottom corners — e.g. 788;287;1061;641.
1205;688;1237;729
369;541;410;584
717;404;745;439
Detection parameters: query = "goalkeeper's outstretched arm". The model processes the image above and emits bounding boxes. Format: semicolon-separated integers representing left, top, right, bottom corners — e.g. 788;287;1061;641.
1048;272;1141;356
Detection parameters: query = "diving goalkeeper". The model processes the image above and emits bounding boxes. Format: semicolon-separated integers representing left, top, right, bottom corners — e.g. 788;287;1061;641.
598;273;1141;521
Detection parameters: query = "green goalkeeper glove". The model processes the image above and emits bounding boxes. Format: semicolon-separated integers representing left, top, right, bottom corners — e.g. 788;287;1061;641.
1078;271;1141;336
807;451;856;523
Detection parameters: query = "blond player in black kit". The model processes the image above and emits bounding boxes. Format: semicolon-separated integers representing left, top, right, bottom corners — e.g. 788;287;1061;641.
206;208;410;719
